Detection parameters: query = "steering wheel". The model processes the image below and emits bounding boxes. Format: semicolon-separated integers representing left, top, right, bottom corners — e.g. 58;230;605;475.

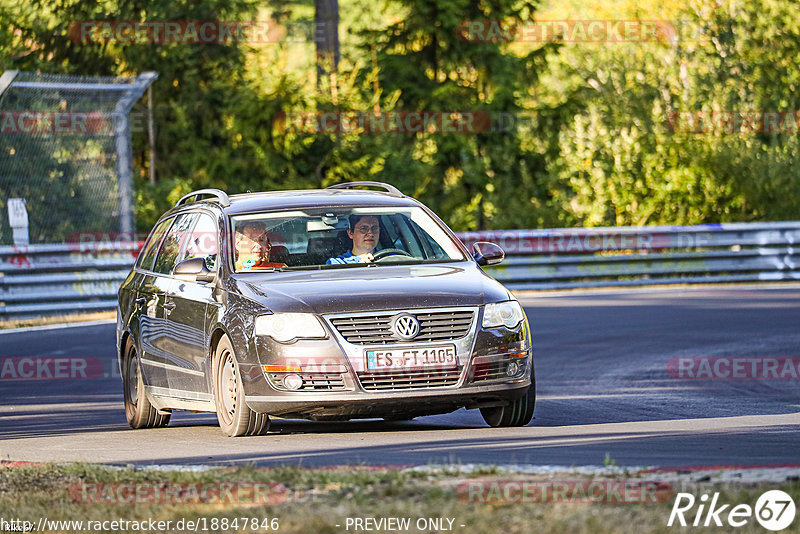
372;248;414;262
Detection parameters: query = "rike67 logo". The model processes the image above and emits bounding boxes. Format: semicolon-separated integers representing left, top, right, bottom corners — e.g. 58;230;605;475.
668;490;796;531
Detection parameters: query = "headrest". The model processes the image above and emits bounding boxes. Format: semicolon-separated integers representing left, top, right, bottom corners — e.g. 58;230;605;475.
269;245;290;264
307;237;337;255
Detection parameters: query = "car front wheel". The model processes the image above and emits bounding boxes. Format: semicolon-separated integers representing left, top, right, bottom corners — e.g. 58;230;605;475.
480;381;536;427
213;335;270;437
122;338;170;429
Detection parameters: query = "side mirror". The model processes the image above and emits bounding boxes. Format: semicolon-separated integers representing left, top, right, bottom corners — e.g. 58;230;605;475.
174;257;216;283
472;241;505;266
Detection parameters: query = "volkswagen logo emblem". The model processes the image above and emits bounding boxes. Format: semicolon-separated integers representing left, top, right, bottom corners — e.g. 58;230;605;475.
393;314;420;340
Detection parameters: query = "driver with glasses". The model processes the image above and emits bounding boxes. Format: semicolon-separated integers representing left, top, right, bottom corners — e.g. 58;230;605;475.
327;215;381;264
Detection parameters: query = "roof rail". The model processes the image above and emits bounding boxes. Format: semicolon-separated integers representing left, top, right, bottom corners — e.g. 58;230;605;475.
175;189;231;208
325;181;403;197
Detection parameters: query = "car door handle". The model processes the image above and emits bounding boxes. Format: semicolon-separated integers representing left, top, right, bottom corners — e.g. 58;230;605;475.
164;301;176;312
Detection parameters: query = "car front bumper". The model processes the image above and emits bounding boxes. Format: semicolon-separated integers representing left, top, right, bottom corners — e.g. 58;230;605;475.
240;307;533;418
244;378;531;418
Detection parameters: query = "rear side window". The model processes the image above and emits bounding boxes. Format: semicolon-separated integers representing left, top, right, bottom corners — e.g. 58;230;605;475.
152;213;197;275
179;213;219;272
137;218;173;271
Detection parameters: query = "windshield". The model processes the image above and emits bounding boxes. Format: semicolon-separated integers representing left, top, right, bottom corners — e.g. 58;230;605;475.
229;206;467;272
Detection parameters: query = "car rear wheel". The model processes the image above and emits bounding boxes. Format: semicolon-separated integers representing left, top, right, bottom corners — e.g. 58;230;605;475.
213;335;270;437
122;338;170;429
480;381;535;428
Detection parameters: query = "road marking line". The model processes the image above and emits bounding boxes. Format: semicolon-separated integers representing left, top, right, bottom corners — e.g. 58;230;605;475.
0;319;115;335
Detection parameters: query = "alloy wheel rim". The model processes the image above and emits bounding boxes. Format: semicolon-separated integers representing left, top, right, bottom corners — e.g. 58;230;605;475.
219;350;237;423
127;348;139;408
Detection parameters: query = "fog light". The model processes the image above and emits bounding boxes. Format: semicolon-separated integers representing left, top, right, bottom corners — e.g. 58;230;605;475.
283;374;303;390
507;361;521;377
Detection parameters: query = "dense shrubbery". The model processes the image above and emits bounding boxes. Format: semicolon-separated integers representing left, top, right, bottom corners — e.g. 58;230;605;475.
1;0;798;231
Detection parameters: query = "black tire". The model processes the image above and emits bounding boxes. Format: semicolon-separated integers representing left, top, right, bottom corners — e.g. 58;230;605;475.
122;338;170;429
383;415;416;422
213;335;270;437
480;382;536;428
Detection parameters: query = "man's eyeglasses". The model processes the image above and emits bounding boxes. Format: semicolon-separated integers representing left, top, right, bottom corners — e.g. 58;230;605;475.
354;225;380;234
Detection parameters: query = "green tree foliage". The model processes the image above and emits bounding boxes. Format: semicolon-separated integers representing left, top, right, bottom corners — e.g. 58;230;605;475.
1;0;282;230
1;0;799;234
356;0;556;230
544;0;800;225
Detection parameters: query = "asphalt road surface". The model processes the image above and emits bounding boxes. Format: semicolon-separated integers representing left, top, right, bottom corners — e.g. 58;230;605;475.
1;285;799;468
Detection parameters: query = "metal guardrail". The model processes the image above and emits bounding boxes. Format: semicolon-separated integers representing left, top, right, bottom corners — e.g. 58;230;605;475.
1;222;798;318
458;221;800;290
0;242;141;317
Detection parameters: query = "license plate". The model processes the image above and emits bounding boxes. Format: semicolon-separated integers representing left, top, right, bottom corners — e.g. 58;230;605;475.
365;345;457;371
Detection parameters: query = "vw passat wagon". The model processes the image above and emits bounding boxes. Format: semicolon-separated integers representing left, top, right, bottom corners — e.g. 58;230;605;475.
117;182;534;436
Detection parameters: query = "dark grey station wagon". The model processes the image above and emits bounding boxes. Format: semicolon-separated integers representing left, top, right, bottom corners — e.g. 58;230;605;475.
116;182;534;436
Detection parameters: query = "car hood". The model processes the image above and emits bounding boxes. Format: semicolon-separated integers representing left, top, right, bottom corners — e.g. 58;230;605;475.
231;262;511;315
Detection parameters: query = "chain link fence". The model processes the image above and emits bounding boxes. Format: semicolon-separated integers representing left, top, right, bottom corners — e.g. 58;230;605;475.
0;70;157;245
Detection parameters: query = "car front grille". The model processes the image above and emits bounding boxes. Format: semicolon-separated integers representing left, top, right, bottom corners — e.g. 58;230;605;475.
357;368;462;391
329;309;475;345
266;373;346;391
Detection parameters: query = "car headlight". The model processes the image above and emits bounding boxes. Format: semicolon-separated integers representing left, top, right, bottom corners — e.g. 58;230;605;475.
482;301;525;329
255;313;327;343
